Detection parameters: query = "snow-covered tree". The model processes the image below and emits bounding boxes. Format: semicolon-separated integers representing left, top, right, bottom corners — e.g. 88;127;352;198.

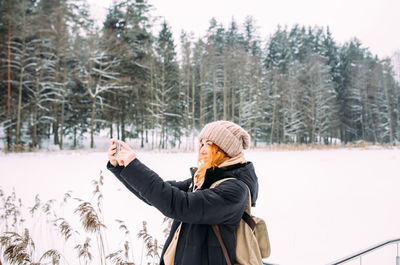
78;33;120;148
153;21;181;148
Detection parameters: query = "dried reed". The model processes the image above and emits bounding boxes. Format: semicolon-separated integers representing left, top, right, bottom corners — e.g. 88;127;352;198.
162;217;172;239
115;219;134;262
55;218;74;242
106;249;135;265
75;237;92;265
0;229;34;265
137;221;163;265
39;249;61;265
0;169;171;265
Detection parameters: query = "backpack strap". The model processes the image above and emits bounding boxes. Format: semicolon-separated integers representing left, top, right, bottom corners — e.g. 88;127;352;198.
211;178;256;228
210;178;256;265
209;177;236;189
242;211;256;231
212;225;232;265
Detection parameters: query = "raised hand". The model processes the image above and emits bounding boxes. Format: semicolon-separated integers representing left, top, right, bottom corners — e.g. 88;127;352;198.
108;138;119;167
116;140;137;167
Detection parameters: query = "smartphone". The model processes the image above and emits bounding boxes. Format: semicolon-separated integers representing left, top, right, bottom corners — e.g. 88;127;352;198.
114;142;120;157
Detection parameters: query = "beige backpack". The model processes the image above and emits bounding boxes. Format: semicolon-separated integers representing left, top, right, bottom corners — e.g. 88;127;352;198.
211;178;271;265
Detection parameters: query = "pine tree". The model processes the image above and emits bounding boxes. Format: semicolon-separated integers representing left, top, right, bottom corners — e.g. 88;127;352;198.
0;0;12;150
204;19;226;122
337;39;365;143
102;0;153;143
240;16;264;146
192;38;208;131
6;0;38;151
154;21;180;148
76;32;120;149
263;26;291;143
285;60;305;143
180;30;194;149
300;54;336;143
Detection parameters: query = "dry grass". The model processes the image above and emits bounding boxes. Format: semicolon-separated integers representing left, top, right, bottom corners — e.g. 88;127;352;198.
1;190;23;233
0;171;168;265
1;229;34;265
74;202;105;234
28;195;41;217
106;250;135;265
55;218;74;242
75;237;92;265
39;249;61;265
115;219;135;264
162;217;173;239
137;221;163;265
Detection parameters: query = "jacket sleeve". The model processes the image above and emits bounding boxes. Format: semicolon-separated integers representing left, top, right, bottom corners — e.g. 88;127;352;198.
166;178;192;191
107;161;192;204
106;161;152;205
119;159;248;225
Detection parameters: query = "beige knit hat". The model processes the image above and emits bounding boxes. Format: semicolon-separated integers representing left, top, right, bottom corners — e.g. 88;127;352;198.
198;120;250;157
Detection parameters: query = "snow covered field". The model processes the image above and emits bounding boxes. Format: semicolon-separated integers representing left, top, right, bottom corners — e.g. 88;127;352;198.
1;147;400;265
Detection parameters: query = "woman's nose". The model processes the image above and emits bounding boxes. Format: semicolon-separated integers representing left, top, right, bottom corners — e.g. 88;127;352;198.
200;146;207;154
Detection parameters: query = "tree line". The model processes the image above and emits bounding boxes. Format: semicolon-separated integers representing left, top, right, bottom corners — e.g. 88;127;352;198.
1;0;400;152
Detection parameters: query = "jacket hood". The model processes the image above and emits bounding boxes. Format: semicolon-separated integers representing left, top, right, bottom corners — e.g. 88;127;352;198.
190;162;259;205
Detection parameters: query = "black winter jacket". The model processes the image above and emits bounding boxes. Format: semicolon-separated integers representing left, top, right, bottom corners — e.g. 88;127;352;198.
107;158;259;265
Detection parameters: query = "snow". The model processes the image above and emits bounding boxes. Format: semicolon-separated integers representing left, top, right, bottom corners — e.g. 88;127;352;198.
1;147;400;265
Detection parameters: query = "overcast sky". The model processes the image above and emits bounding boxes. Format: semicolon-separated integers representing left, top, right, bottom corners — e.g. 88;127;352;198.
87;0;400;59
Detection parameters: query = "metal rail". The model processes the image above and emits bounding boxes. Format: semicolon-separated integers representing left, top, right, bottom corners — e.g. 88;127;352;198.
326;238;400;265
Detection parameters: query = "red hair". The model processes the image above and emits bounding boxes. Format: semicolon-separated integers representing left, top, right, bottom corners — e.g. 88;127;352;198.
194;144;230;189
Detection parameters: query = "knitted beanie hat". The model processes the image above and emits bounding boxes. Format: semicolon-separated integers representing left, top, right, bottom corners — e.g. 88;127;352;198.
198;120;250;157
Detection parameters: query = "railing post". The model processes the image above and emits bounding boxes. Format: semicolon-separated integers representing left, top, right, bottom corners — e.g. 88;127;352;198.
397;243;400;265
359;255;362;265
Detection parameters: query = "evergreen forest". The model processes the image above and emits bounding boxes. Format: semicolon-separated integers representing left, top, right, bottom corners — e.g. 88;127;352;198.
1;0;400;152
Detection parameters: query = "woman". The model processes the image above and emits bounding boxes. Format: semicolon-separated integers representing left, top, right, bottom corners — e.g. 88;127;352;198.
107;120;259;265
